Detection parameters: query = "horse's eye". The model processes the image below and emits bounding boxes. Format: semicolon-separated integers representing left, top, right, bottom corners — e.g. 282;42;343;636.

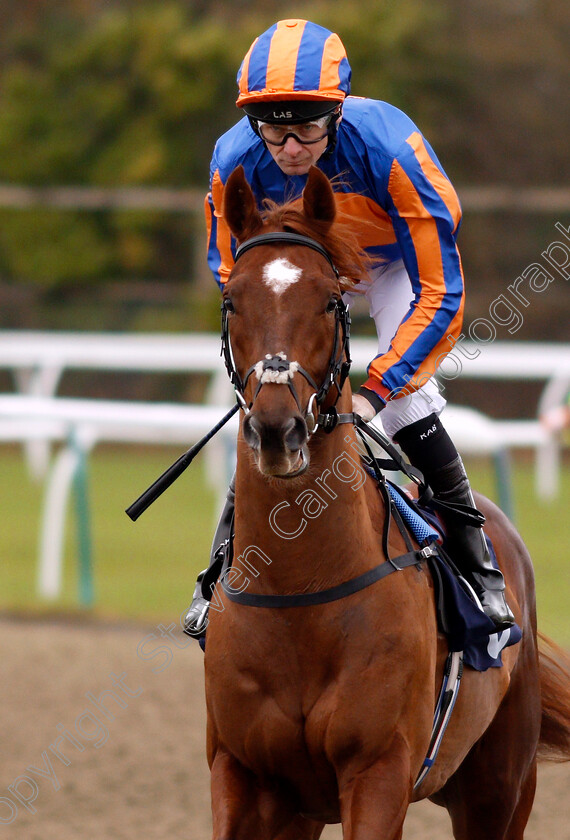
325;296;339;313
223;298;235;313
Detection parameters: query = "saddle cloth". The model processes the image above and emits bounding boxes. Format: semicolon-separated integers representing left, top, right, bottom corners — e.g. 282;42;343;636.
387;482;522;672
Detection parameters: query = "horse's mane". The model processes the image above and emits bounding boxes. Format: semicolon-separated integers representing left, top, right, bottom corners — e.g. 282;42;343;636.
260;198;374;290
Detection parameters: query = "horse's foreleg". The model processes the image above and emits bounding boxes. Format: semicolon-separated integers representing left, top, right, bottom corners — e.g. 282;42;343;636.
210;750;262;839
273;814;325;840
210;749;296;840
337;743;411;840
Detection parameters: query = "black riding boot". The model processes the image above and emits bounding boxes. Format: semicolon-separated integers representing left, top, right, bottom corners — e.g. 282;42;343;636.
425;455;515;629
182;476;235;637
394;414;515;630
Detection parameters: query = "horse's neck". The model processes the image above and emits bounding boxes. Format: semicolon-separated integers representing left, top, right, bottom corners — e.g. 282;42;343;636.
233;426;384;591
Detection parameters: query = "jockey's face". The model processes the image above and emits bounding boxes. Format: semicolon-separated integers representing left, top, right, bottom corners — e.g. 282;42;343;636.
266;131;329;176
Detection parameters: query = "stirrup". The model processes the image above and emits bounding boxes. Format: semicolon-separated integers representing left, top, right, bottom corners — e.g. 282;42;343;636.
182;571;210;638
183;599;210;637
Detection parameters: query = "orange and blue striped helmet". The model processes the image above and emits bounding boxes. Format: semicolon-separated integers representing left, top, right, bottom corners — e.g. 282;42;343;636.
237;20;351;121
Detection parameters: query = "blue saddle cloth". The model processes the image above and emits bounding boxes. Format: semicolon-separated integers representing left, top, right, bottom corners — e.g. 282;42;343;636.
387;482;522;672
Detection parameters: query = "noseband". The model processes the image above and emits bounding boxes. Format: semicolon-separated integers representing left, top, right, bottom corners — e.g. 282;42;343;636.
221;232;351;432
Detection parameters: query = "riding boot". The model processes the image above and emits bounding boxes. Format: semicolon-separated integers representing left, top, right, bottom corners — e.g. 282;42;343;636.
182;475;235;638
394;414;515;630
425;455;515;629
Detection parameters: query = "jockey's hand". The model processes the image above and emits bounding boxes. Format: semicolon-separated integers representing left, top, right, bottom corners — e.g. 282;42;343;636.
351;393;377;422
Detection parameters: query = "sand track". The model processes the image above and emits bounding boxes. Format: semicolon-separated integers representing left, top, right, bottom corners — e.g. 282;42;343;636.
1;616;568;839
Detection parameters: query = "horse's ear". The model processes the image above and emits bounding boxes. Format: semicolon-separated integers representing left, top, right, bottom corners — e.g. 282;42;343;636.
303;166;336;227
222;165;263;243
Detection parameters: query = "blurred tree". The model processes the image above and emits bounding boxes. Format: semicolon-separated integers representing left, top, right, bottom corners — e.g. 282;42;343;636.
0;0;566;332
438;0;570;183
0;3;241;186
0;1;440;292
0;3;243;292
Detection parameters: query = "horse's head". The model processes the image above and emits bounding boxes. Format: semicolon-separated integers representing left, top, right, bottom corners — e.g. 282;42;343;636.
221;165;367;478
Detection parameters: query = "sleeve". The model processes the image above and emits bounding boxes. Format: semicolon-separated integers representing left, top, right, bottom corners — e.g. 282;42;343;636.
362;131;465;403
205;162;236;289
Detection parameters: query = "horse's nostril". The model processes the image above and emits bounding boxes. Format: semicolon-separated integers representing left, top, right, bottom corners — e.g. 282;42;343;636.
284;416;308;452
243;414;261;450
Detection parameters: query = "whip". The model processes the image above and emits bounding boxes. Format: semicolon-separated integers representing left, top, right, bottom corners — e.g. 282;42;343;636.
125;402;239;521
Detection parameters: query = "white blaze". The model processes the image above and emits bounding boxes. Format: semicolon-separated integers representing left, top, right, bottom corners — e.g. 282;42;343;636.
262;258;302;294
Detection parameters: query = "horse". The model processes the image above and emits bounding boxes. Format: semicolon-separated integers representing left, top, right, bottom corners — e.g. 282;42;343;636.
202;164;570;840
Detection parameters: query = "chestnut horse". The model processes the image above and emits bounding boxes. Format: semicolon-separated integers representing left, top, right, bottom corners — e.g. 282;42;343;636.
203;165;570;840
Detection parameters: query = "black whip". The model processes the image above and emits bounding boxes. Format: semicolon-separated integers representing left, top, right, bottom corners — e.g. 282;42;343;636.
125;402;239;521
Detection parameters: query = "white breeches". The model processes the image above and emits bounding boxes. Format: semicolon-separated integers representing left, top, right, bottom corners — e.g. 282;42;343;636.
344;260;447;440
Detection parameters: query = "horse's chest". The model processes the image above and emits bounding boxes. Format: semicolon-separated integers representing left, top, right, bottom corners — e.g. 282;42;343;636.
211;676;342;814
207;638;408;784
210;664;329;760
205;591;435;790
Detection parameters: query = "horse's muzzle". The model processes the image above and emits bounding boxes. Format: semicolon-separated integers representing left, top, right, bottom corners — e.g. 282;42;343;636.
242;411;310;477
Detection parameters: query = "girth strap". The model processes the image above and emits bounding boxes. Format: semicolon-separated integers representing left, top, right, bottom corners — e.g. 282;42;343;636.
221;544;438;608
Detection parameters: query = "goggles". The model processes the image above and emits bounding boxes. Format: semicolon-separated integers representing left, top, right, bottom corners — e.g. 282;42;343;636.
255;114;334;146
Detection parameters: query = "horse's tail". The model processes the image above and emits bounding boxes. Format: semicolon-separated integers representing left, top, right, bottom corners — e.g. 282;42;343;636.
538;631;570;761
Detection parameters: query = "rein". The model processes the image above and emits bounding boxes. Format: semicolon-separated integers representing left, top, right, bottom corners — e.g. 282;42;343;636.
222;231;351;428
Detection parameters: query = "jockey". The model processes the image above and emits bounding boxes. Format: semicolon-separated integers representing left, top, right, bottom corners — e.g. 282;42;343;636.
184;19;514;636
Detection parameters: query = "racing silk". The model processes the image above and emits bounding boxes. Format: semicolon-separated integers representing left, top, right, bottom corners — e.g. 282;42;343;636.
205;96;465;403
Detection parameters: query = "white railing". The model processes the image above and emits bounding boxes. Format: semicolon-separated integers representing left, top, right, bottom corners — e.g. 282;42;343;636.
0;331;567;605
2;330;566;487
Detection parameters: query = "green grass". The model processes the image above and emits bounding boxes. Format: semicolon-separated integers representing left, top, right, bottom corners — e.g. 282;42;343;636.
1;445;568;646
463;457;570;647
0;445;217;623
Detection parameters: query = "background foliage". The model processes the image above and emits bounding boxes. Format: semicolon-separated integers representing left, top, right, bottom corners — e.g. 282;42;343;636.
0;0;567;307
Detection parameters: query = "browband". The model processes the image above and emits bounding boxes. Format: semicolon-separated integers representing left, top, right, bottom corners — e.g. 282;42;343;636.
234;232;339;278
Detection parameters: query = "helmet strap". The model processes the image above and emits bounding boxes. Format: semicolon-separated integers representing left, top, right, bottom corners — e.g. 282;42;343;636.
320;107;342;159
247;116;263;140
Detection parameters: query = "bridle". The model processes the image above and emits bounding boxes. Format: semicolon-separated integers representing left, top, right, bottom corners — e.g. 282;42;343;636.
221;231;352;433
126;234;419;521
